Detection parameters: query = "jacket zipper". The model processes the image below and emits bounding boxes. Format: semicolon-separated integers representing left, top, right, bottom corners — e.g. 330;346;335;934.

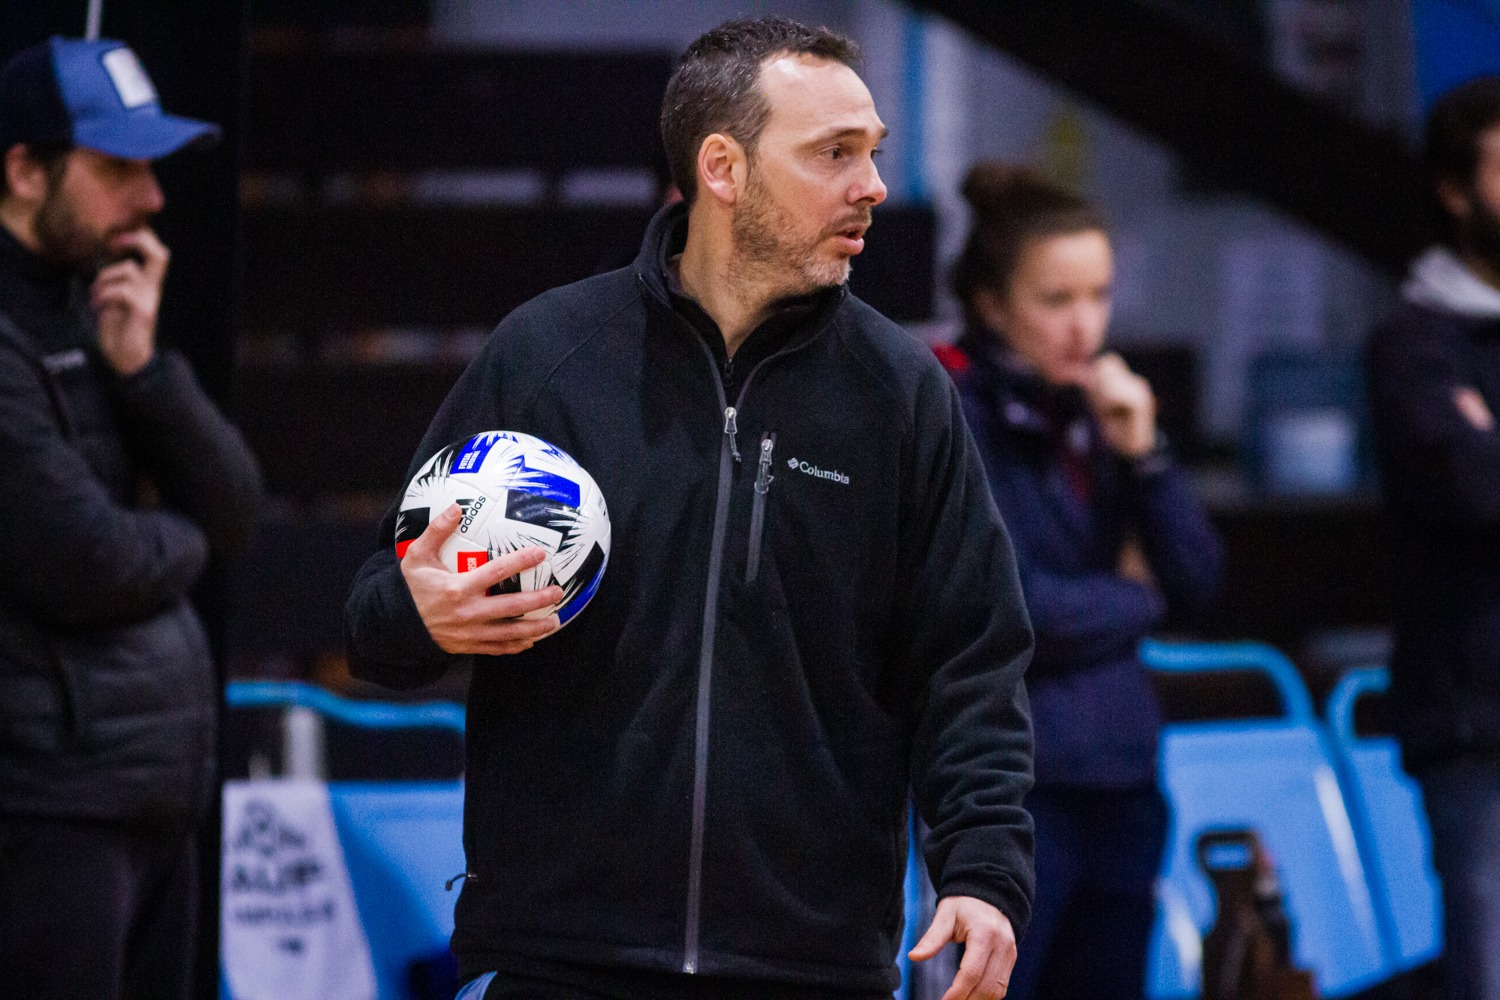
723;407;741;463
635;271;842;975
682;399;738;974
745;433;776;584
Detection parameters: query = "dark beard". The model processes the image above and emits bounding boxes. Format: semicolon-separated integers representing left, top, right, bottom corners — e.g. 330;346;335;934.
731;167;794;272
32;187;110;273
730;166;853;295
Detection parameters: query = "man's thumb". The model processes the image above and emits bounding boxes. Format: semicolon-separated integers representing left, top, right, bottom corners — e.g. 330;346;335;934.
908;904;956;962
403;503;461;562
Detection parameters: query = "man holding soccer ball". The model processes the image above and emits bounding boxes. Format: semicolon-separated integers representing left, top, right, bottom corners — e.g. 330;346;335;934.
348;17;1035;1000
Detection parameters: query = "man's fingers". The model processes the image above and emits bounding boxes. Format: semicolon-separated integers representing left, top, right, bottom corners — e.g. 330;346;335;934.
976;940;1014;1000
474;614;559;644
478;585;563;622
473;638;537;657
90;284;147;312
459;614;561;656
941;946;988;1000
942;928;1004;1000
922;899;1015;1000
403;503;464;562
480;545;549;589
109;227;169;275
909;904;955;962
93;260;143;286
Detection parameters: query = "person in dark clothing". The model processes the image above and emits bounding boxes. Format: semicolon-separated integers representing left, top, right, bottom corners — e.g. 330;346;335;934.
346;18;1035;1000
940;164;1221;1000
1367;75;1500;1000
0;36;263;1000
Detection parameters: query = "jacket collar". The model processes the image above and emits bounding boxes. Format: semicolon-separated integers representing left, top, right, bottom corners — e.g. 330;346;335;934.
1403;245;1500;319
0;223;93;354
633;201;846;360
956;326;1090;439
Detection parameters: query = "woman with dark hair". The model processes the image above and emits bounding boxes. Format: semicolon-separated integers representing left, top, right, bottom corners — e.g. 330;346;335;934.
942;164;1222;999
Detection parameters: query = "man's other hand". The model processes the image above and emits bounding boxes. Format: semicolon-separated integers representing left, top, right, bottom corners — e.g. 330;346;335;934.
1455;385;1497;432
909;895;1017;1000
91;227;169;376
400;503;562;655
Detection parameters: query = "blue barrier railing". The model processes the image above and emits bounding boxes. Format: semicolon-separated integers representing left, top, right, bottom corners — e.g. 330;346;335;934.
1325;666;1386;747
226;679;466;735
1141;638;1315;721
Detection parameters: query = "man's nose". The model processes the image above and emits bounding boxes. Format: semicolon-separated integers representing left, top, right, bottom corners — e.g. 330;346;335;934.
853;157;887;206
135;168;165;215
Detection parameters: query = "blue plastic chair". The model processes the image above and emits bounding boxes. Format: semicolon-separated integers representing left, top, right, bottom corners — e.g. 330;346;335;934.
1143;640;1388;998
1325;666;1443;971
224;681;467;1000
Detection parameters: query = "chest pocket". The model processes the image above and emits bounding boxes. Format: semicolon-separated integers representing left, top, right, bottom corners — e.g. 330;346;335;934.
745;431;776;584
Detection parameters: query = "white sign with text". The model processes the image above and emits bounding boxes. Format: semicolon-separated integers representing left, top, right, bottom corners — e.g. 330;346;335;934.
221;779;377;1000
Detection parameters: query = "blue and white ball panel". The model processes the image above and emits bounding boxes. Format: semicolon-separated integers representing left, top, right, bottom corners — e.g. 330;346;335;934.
396;431;611;631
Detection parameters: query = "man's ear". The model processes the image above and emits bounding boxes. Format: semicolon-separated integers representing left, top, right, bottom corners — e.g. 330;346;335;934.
3;144;52;205
697;132;746;207
1438;176;1474;223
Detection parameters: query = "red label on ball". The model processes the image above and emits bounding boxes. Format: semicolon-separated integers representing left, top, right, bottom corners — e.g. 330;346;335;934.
456;551;489;572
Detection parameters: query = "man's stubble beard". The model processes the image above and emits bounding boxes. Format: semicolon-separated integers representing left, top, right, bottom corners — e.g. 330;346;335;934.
33;185;109;273
730;164;851;299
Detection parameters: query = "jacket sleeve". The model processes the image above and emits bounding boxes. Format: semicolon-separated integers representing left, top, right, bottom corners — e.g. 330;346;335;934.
1013;564;1164;672
1125;460;1222;616
898;365;1036;939
0;343;208;628
344;340;508;690
114;351;264;555
1368;314;1500;528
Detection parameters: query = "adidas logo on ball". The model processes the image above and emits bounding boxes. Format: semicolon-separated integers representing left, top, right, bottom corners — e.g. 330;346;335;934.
784;457;849;485
456;495;486;533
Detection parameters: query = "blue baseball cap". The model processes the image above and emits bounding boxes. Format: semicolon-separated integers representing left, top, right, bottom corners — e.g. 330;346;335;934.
0;37;219;160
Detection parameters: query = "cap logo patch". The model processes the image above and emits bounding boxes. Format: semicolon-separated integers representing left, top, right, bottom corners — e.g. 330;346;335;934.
100;48;156;109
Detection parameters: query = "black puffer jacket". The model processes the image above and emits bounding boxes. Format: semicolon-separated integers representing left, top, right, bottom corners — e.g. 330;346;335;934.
347;203;1036;991
0;227;262;824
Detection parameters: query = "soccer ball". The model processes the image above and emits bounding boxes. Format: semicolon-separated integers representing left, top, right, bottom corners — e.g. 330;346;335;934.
395;431;610;630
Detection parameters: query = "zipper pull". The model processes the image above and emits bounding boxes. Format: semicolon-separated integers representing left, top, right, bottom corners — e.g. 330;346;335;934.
755;435;775;493
445;871;477;891
724;406;742;463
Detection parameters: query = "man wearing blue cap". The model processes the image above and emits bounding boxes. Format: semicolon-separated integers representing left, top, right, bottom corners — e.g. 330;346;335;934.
0;36;261;999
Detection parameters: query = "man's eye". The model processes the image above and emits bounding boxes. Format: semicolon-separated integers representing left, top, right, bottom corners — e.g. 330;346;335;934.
872;146;885;158
828;147;844;160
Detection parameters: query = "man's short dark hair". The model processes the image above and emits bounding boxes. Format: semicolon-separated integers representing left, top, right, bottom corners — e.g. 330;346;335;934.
660;17;860;205
1426;76;1500;198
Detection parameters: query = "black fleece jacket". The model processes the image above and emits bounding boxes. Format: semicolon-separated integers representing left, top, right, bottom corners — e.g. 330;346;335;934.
346;204;1035;992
